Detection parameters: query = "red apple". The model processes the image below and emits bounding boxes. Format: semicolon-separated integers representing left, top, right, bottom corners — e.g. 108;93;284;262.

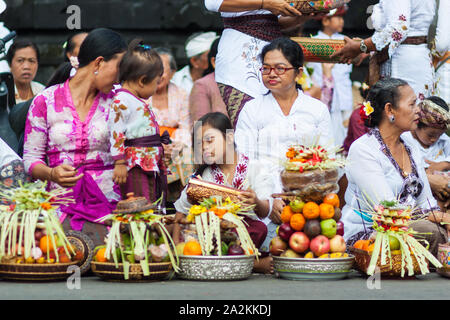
278;222;295;242
269;236;288;256
336;221;344;236
289;232;310;253
329;235;346;253
310;235;330;256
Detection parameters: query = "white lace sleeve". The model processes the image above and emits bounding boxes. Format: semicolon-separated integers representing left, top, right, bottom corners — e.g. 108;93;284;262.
204;0;223;12
371;0;411;58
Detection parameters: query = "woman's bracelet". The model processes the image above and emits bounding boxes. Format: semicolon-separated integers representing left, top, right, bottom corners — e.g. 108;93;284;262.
49;167;55;182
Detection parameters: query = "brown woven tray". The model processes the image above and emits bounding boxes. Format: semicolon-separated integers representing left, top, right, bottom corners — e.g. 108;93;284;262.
91;261;173;282
348;247;424;278
186;178;243;204
286;0;350;14
0;261;80;282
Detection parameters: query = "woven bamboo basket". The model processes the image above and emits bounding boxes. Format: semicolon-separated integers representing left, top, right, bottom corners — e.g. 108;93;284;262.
349;247;424;278
186;178;243;204
91;261;173;282
0;261;80;281
285;0;350;14
291;37;345;63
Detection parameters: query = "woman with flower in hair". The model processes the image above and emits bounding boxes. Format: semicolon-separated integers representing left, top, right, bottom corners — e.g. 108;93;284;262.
341;78;449;256
401;96;450;209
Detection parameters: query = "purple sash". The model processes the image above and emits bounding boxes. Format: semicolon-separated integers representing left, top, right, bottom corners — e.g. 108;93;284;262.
124;131;171;209
61;161;117;231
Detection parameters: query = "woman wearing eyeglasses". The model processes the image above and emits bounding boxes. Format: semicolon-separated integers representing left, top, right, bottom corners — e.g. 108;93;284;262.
235;38;332;243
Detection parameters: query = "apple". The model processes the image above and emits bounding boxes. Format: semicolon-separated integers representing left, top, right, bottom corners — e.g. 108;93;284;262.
389;235;400;250
280;249;301;258
228;244;245;256
336;221;344;236
278;222;295;242
320;219;337;239
310;235;330;257
269;236;288;256
329;235;346;253
289;232;310;253
289;199;305;213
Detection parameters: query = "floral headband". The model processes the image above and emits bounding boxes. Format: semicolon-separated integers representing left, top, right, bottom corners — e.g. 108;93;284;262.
418;99;450;130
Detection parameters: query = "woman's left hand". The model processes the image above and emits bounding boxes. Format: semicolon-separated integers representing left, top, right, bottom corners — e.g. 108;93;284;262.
330;36;362;64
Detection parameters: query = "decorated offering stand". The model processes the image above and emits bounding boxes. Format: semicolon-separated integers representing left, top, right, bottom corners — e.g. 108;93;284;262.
271;144;354;280
285;0;350;14
0;181;84;281
437;243;450;278
349;200;443;278
90;193;179;282
176;186;257;281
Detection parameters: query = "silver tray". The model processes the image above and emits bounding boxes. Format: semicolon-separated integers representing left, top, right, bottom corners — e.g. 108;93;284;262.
273;255;355;281
178;255;254;281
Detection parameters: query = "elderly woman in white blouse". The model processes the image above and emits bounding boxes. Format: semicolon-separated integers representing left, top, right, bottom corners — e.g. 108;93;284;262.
342;78;449;256
332;0;437;99
235;38;332;231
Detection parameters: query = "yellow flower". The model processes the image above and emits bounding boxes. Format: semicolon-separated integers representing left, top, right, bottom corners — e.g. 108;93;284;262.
363;101;374;117
188;205;207;216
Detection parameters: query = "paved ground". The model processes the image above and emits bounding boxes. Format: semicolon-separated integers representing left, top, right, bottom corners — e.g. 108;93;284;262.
0;270;448;300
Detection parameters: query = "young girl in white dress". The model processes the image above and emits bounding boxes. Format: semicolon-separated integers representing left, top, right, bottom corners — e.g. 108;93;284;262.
173;112;278;273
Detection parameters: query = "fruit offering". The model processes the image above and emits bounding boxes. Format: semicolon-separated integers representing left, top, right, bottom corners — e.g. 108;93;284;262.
271;193;348;259
178;196;258;257
0;181;82;265
357;200;442;277
280;144;345;202
94;194;179;280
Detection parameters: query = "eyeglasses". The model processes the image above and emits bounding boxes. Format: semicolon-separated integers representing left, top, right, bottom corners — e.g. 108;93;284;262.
260;65;296;75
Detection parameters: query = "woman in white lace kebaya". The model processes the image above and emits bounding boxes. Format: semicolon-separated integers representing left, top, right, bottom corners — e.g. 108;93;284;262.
332;0;437;99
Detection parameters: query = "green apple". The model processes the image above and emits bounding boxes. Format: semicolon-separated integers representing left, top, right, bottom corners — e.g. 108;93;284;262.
320;219;337;239
289;199;305;213
280;249;301;258
388;235;400;250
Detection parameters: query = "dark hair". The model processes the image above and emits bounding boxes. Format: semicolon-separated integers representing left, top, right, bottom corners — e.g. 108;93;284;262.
203;37;220;76
153;47;177;71
417;95;449;129
63;32;88;62
119;39;164;84
6;39;40;65
260;37;304;91
365;78;409;128
46;28;127;87
192;112;233;176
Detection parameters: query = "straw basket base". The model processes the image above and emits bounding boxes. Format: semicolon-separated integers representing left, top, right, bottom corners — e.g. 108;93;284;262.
91;261;173;282
349;247;424;279
65;230;95;275
0;261;80;282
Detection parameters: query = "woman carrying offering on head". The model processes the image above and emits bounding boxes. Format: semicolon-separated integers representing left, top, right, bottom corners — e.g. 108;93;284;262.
108;40;169;205
22;28;127;245
342;79;450;257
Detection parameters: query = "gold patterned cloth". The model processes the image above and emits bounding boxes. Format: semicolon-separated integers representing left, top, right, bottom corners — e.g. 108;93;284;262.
418;99;450;130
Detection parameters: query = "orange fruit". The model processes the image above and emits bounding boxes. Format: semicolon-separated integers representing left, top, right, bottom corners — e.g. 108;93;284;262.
39;235;58;254
183;240;202;256
353;240;366;250
319;203;335;220
302;202;320;220
361;240;372;251
95;248;108;263
290;214;306;231
323;193;340;208
366;243;375;252
281;206;294;223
